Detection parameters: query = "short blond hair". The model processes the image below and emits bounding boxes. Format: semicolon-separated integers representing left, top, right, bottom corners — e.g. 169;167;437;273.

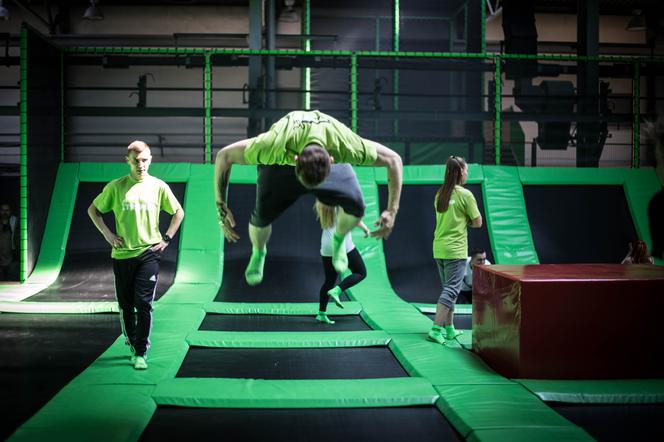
127;140;150;155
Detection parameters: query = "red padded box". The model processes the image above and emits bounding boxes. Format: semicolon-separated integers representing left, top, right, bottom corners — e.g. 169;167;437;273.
473;264;664;379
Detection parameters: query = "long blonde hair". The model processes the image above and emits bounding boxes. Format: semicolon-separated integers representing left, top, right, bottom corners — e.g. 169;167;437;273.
314;200;336;229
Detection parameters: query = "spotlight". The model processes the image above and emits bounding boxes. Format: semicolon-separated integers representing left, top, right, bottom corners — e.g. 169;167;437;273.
84;0;104;21
626;9;646;32
0;1;9;21
279;0;298;23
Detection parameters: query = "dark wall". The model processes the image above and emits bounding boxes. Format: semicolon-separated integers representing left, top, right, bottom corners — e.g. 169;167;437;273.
25;26;62;278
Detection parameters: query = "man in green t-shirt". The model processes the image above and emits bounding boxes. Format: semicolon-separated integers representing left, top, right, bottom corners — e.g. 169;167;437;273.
214;110;403;286
88;141;184;370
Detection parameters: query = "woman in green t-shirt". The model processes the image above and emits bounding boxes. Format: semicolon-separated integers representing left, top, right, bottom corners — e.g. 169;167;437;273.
428;156;482;345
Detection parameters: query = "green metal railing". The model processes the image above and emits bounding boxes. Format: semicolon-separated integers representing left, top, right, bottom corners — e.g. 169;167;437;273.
19;27;28;283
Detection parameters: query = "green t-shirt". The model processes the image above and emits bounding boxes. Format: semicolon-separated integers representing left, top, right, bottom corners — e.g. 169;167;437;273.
433;186;481;260
244;110;378;166
93;175;182;260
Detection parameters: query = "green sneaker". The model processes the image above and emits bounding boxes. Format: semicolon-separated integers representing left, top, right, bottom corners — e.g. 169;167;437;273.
331;234;348;273
444;326;464;341
245;248;267;286
327;286;344;309
315;313;335;324
133;356;148;370
427;330;446;345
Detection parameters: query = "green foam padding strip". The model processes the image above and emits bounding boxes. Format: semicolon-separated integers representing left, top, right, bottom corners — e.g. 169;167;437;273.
518;167;632;185
177;164;222;252
516;379;664;404
153;377;439;408
0;301;118;313
229;164;258;183
467;427;593;442
341;168;433;333
205;301;362;315
78;162;191;182
414;303;472;315
172;249;223;285
482;166;538;264
24;163;79;286
435;384;590;439
158;283;220;305
7;385;156;442
389;334;510;385
624;169;662;256
456;329;473;350
375;163;484;185
186;330;391;348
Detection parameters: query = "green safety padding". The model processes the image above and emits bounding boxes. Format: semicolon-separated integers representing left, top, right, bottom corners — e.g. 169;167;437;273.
8;385;156;442
70;304;203;387
435;384;589;440
467;427;592;442
204;301;362;315
172;249;222;286
456;329;473;350
414;303;472;315
516;379;664;404
624;169;662;262
482;166;539;264
518;166;663;265
176;164;220;253
374;163;484;185
229;164;258;183
153;377;439;408
187;330;391;348
158;283;220;305
78;162;191;182
0;301;117;314
342;168;433;333
389;334;510;386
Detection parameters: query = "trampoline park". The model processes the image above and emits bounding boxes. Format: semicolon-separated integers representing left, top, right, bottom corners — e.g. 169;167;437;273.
1;1;664;441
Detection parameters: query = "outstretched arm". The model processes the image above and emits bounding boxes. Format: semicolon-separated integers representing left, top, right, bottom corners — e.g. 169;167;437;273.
214;139;250;242
370;144;403;239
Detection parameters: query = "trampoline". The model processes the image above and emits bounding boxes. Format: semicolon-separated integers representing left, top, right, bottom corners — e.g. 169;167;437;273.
379;184;492;304
141;407;463;442
199;314;371;332
523;185;638;264
177;347;408;379
25;182;185;302
215;184;349;304
551;403;664;442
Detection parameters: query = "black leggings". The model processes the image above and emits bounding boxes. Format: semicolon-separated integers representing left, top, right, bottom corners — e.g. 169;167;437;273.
319;248;367;312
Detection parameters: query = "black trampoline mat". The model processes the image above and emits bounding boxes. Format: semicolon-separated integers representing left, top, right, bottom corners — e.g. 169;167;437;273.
26;181;185;302
424;313;472;330
523;185;638;264
0;313;120;440
379;184;492;304
216;258;349;303
140;407;463;442
551;403;664;442
199;314;371;332
176;347;407;379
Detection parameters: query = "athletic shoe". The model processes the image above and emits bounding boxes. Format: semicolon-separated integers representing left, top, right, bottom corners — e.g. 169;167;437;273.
133;356;148;370
427;330;446;345
315;313;335;324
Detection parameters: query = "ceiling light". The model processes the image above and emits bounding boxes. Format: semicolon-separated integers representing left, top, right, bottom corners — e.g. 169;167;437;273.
84;0;104;21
